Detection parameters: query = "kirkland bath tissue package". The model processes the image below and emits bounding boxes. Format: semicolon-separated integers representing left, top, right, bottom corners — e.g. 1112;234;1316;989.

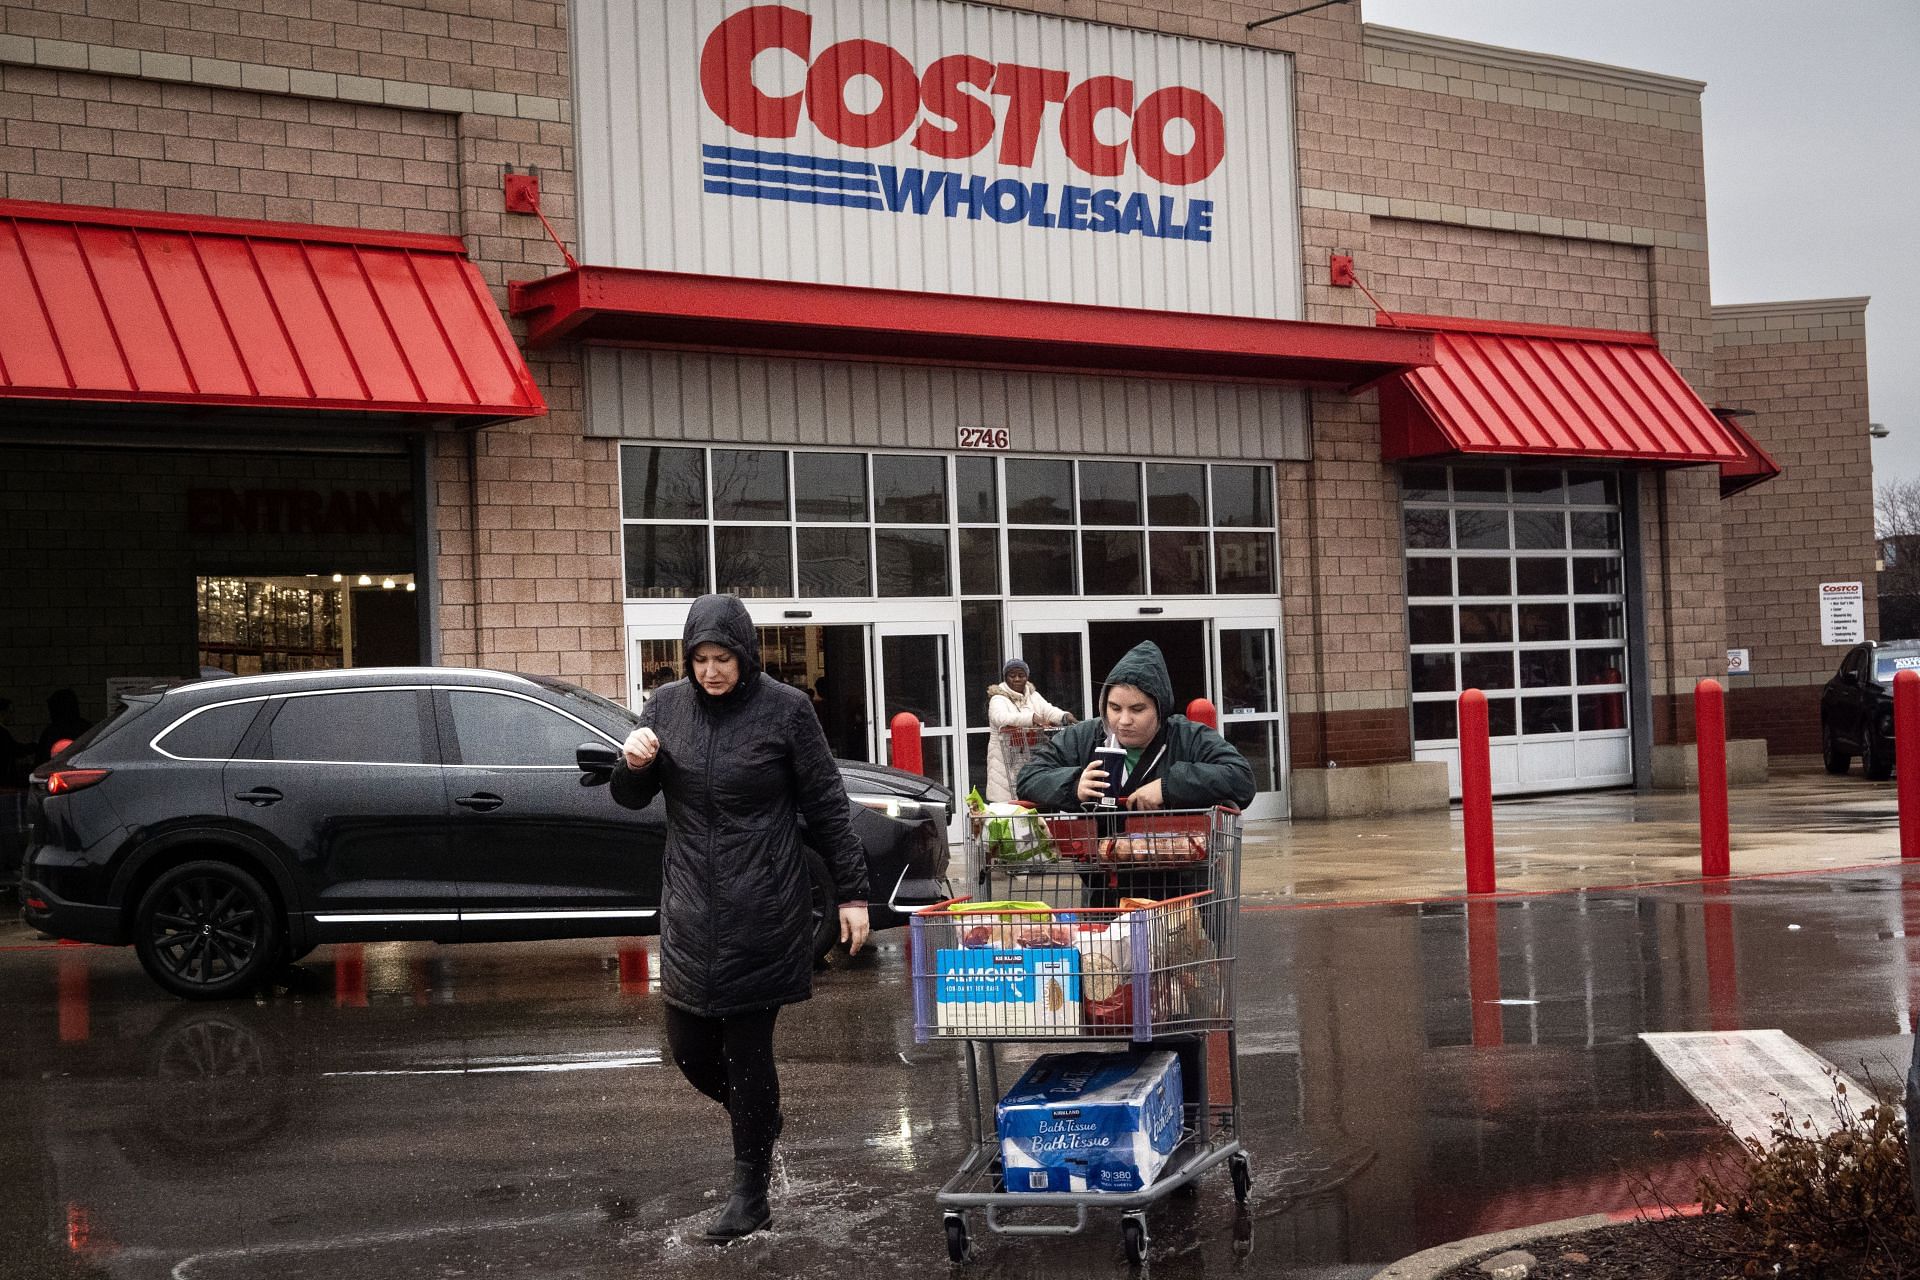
996;1051;1183;1194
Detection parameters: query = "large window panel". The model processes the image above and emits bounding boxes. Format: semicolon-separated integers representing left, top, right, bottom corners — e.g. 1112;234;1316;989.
1214;532;1275;594
1211;465;1273;528
624;524;709;599
874;454;948;524
621;446;706;521
1149;530;1209;595
1006;459;1074;524
1008;529;1076;595
711;449;789;521
1079;461;1142;526
793;452;867;522
955;456;999;523
877;528;950;596
958;527;1001;596
716;525;792;597
1410;652;1456;694
960;600;1004;730
798;527;871;597
1081;530;1144;595
1148;464;1208;525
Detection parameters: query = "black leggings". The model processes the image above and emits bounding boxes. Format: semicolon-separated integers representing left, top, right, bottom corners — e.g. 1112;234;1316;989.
663;1004;783;1164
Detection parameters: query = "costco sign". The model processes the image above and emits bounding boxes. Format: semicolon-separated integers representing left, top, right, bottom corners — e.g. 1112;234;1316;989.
576;0;1301;319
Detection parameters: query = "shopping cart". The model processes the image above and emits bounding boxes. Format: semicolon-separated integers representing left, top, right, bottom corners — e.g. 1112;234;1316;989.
991;723;1061;794
910;806;1248;1265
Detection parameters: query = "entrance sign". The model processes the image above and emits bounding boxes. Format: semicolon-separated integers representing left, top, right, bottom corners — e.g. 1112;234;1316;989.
575;0;1301;319
1818;581;1865;646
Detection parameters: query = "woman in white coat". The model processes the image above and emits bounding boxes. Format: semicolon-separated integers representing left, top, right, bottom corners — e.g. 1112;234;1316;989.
985;658;1075;803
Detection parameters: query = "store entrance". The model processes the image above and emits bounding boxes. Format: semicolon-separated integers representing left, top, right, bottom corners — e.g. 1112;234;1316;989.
196;574;419;677
1087;620;1208;713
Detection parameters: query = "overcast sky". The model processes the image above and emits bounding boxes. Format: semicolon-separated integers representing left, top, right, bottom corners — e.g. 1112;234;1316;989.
1360;0;1920;489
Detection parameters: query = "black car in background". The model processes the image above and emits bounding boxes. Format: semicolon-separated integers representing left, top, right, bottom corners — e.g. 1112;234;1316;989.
1819;640;1920;779
22;668;952;999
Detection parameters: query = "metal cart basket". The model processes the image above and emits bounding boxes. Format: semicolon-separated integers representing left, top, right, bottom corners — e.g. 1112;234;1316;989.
909;805;1249;1265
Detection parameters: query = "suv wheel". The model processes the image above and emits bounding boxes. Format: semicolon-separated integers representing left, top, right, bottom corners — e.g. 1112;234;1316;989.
804;846;839;965
133;860;282;1001
1863;727;1895;781
1822;725;1851;775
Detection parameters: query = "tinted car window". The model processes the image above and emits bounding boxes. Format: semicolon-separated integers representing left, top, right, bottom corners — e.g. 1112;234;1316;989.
447;690;597;766
155;700;265;760
262;690;430;764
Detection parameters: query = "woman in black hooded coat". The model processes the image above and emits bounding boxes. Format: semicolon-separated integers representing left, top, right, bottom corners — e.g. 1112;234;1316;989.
610;594;869;1243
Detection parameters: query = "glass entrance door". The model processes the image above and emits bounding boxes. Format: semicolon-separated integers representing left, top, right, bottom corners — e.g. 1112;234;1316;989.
1217;624;1286;820
874;622;959;797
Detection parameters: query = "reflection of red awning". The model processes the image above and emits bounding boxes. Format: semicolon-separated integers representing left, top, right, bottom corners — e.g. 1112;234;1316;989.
1377;314;1748;466
507;266;1432;387
0;199;545;422
1713;409;1783;498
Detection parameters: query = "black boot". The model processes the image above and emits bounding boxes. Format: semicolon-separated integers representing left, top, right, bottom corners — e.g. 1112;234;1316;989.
703;1158;772;1243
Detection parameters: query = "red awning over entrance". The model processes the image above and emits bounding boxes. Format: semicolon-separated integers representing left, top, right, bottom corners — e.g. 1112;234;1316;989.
507;266;1433;388
1714;410;1783;498
1376;313;1750;466
0;199;545;422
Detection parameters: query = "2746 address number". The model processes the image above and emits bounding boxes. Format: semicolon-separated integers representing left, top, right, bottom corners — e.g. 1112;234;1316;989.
958;426;1011;451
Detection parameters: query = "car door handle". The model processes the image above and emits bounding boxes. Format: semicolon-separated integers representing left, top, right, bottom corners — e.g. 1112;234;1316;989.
455;792;504;812
233;787;283;806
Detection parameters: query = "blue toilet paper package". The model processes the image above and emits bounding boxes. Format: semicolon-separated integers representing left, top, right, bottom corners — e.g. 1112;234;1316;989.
996;1050;1183;1193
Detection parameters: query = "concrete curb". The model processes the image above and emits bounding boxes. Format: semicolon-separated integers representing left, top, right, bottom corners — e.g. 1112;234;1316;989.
1364;1213;1612;1279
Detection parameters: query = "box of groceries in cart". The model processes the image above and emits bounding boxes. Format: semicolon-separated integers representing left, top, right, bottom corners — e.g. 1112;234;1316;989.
913;895;1224;1041
997;1050;1184;1194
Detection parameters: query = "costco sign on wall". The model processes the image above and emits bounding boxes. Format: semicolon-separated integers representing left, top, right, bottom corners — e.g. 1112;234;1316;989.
575;0;1301;319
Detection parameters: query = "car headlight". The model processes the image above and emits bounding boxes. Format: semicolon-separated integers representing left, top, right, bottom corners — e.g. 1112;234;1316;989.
849;793;930;821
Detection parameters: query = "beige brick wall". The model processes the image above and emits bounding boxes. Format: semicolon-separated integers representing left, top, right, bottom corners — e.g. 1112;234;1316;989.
1;0;624;698
1715;298;1876;751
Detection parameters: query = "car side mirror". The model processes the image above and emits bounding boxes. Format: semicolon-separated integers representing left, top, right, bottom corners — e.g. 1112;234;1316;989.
577;741;619;787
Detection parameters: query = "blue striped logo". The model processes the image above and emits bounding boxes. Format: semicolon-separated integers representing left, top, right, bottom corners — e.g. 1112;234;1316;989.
701;144;883;211
698;142;1217;242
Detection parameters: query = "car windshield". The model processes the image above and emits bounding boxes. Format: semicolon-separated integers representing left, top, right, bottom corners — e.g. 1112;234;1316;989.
1872;649;1920;682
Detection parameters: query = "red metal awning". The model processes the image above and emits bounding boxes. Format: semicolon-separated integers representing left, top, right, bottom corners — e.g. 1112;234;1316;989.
0;199;545;423
1376;313;1748;466
1713;409;1783;498
507;266;1432;388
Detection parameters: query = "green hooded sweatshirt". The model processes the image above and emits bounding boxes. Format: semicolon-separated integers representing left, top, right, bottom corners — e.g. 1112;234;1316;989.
1014;640;1257;812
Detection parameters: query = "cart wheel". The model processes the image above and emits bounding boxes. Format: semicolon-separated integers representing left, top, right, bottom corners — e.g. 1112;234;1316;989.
1122;1215;1149;1266
944;1213;971;1263
1230;1152;1253;1204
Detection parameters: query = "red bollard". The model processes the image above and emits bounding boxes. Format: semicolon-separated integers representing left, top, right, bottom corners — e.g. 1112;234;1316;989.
1697;678;1729;878
1703;883;1739;1031
1459;689;1495;894
889;711;924;776
1186;697;1219;731
1897;671;1920;859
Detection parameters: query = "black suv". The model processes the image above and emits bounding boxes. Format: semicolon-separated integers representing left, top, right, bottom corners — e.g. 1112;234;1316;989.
1819;640;1920;779
22;668;951;999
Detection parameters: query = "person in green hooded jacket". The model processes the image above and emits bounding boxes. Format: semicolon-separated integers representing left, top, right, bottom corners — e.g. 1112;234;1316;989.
1015;640;1255;815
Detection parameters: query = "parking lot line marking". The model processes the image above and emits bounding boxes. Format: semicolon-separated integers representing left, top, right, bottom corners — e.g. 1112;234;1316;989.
1640;1029;1864;1146
321;1052;664;1078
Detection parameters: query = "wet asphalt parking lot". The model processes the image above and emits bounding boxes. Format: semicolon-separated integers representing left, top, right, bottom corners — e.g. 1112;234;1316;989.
5;849;1919;1280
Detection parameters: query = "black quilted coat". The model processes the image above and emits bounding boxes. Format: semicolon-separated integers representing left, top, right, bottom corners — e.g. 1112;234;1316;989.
610;595;869;1017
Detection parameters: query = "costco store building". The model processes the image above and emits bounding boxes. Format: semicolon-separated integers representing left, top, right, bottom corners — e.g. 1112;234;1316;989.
0;0;1875;821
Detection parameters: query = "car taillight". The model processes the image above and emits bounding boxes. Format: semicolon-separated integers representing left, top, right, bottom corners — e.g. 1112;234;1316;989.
25;897;48;912
45;769;110;795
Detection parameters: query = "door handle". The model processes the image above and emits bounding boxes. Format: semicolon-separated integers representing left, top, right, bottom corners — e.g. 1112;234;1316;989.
233;787;283;806
455;792;504;812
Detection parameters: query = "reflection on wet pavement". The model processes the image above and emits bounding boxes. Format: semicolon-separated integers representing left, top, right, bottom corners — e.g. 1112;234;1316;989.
3;859;1918;1278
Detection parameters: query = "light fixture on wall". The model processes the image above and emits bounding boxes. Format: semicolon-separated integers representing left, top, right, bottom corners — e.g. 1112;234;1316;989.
1871;422;1891;439
405;582;417;592
381;577;396;589
332;573;344;583
357;574;373;586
